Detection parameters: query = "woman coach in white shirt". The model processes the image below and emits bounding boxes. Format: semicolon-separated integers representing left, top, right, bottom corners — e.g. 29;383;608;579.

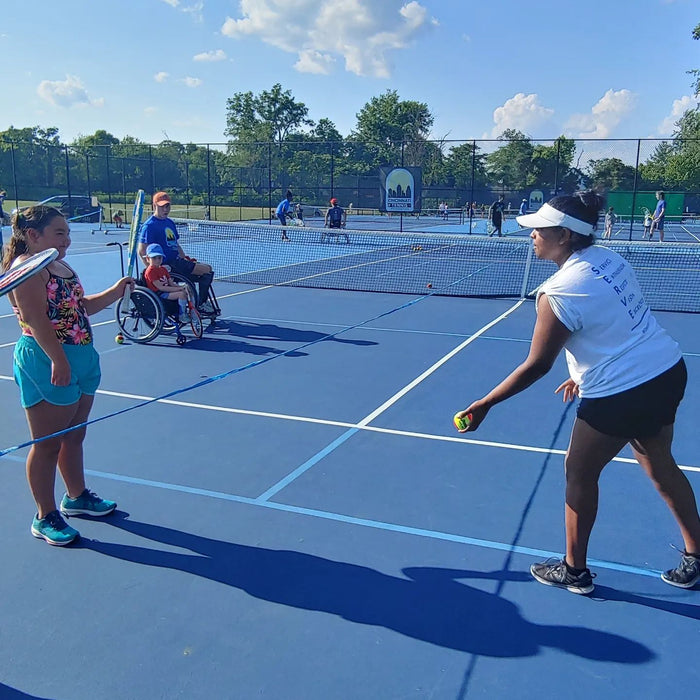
455;191;700;594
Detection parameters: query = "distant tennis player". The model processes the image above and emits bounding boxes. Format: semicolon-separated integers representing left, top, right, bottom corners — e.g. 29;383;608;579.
276;190;293;241
649;191;666;242
322;198;349;243
489;195;506;236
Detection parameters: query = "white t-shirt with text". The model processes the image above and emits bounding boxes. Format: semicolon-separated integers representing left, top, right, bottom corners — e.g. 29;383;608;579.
537;245;681;398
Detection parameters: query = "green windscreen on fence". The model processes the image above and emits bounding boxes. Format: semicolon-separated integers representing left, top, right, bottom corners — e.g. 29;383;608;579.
175;219;700;313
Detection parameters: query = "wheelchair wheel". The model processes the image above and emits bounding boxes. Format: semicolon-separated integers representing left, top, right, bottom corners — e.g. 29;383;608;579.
115;288;163;343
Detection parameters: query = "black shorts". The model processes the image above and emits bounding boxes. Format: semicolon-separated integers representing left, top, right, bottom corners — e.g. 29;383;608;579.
168;256;196;276
577;359;687;439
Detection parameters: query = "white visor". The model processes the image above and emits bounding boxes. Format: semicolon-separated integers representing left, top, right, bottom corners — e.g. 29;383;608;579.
516;202;595;236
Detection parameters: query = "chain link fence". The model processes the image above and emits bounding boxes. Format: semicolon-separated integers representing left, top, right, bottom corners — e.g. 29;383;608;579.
1;137;698;227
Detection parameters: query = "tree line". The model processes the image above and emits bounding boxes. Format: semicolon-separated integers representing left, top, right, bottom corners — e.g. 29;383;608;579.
1;19;698;208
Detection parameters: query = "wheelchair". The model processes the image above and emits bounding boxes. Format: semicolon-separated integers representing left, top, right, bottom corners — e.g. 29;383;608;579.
110;243;222;346
115;275;203;346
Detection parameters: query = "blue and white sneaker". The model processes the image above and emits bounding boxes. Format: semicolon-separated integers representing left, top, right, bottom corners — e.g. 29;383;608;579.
31;510;79;546
60;489;117;517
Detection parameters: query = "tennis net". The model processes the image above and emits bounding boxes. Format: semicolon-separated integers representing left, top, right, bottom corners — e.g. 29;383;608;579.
174;219;700;313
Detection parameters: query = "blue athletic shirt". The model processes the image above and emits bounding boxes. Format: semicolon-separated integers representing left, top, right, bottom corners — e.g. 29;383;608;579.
654;198;666;221
139;215;180;263
276;199;291;217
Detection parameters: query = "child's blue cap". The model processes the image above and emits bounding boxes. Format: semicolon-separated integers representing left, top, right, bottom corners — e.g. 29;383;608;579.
146;243;165;258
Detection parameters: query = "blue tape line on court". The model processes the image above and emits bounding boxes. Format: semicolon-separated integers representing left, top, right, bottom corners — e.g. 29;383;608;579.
0;261;500;459
0;450;667;580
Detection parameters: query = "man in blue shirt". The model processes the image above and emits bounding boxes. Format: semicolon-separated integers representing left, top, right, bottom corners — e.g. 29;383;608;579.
275;190;293;241
138;191;215;312
649;190;666;242
519;199;528;216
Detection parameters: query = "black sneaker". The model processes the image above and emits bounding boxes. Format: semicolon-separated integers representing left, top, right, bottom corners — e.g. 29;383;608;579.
661;551;700;589
530;557;595;595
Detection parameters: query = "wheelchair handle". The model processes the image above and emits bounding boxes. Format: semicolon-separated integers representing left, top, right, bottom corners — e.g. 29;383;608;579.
106;241;125;276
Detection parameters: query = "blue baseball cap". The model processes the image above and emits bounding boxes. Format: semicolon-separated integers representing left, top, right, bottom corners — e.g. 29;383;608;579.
146;243;165;258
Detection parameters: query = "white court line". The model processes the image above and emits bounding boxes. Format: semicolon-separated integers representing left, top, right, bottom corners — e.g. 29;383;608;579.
3;375;696;474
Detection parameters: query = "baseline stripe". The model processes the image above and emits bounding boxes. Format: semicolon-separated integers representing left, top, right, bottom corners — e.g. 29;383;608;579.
0;454;659;580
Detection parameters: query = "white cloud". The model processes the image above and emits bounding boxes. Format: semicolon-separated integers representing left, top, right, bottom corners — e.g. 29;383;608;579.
182;2;204;23
294;50;335;74
193;49;227;62
36;75;102;108
485;93;554;138
657;95;700;135
154;71;170;83
161;0;204;22
221;0;436;78
144;106;158;116
565;89;636;138
181;76;203;87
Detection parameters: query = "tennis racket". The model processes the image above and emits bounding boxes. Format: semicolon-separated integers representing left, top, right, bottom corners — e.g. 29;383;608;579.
0;248;59;298
122;189;145;306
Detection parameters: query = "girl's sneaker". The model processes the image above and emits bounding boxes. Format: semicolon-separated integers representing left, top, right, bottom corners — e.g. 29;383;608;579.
60;489;117;517
31;511;79;546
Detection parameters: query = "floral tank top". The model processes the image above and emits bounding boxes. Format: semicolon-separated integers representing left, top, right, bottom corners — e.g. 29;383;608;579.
13;269;93;345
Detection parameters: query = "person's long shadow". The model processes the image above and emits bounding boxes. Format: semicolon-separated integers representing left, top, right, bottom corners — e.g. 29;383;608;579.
83;514;653;663
0;684;52;699
209;320;379;348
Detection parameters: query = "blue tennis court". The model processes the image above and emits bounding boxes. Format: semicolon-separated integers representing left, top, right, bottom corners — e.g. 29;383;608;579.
0;222;698;699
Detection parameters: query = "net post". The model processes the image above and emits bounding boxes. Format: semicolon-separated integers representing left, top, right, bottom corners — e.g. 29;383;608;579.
520;238;534;299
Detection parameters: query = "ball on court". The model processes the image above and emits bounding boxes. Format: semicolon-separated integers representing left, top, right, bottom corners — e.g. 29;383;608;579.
115;334;124;344
453;412;472;432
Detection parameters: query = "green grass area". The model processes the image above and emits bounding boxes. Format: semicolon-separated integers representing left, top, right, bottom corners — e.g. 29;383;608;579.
7;199;274;224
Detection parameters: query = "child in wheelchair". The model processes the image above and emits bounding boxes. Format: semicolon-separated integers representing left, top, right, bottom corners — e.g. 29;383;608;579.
143;243;192;323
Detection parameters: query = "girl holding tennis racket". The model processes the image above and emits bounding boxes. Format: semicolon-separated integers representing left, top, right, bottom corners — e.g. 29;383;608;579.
3;206;134;546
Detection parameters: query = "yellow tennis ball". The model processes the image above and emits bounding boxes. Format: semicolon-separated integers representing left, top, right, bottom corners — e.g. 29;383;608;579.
453;412;472;432
115;334;124;344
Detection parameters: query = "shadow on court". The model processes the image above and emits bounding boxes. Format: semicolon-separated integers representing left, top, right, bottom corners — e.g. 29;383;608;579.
0;685;52;700
82;514;653;663
590;586;700;620
209;320;379;348
137;334;311;357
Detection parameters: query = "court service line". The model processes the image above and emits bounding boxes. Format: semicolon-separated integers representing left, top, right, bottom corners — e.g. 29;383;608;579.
257;300;527;501
1;374;697;473
0;375;699;474
0;452;662;580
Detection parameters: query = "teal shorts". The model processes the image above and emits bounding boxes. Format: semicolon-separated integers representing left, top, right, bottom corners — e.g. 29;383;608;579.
13;335;101;408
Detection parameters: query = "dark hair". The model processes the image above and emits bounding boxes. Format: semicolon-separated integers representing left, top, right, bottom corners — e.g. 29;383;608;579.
2;206;65;271
286;190;293;199
547;190;605;251
656;190;665;198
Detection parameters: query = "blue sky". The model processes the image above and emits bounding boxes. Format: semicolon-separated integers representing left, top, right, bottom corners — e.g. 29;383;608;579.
2;0;698;145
